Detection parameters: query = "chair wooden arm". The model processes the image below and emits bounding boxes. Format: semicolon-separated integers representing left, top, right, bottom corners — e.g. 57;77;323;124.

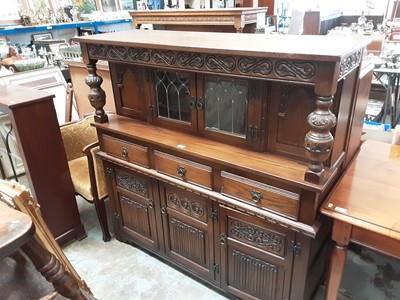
82;141;101;200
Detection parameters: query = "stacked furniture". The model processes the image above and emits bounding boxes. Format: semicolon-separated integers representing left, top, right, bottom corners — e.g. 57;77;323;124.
76;30;372;299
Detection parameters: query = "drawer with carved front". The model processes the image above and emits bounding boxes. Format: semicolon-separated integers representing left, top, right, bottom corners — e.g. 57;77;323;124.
103;135;149;167
220;171;300;220
154;151;212;189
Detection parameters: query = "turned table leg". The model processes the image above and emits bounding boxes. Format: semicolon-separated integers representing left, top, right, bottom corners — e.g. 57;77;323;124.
21;237;89;300
324;219;352;300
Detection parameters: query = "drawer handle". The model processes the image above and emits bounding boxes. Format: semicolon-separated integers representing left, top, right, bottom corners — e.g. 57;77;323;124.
121;147;128;158
148;201;154;209
161;204;166;214
189;97;196;109
250;190;263;203
177;166;187;177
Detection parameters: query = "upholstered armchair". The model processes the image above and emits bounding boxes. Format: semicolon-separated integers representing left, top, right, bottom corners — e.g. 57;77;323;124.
60;116;111;242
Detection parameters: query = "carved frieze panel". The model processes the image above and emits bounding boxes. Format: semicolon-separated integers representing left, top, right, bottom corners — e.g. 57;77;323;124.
229;219;285;256
238;58;273;76
275;60;316;80
177;52;204;69
339;49;362;79
86;43;320;83
151;50;176;65
205;55;236;72
167;193;206;222
136;16;235;24
116;171;148;197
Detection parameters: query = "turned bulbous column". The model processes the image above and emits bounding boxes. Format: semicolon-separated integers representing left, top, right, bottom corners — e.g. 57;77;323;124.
85;60;108;123
304;96;337;183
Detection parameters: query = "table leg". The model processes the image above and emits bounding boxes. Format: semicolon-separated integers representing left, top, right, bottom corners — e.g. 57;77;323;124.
21;236;90;300
324;219;352;300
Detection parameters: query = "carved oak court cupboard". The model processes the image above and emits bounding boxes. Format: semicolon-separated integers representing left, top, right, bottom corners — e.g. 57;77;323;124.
75;30;372;299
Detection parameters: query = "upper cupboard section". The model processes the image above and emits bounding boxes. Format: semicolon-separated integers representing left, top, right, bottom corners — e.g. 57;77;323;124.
109;62;343;159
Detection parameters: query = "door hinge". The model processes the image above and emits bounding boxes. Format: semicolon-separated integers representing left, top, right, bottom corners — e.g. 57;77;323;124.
289;241;301;257
106;166;113;180
247;125;259;141
150;104;157;118
210;209;218;222
212;263;219;274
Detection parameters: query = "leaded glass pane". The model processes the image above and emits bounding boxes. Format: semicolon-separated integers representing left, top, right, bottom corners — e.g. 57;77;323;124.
154;71;191;123
205;78;248;136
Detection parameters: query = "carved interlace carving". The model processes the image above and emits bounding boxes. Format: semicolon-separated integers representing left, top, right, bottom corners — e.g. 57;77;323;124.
339;49;362;78
136;16;235;23
244;14;257;22
127;48;150;62
88;44;150;62
205;55;236;72
116;173;148;196
107;46;129;60
275;60;316;79
151;50;176;65
177;52;204;68
168;193;205;219
86;44;319;83
238;58;273;76
230;220;283;254
304;96;337;182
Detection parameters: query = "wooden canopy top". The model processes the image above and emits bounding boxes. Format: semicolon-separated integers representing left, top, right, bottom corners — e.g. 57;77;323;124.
75;29;370;62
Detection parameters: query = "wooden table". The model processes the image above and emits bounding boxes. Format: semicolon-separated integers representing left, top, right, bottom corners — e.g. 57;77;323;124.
129;8;268;33
321;140;400;300
0;201;90;299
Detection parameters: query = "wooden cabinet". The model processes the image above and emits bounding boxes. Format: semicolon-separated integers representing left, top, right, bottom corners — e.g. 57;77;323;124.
0;85;85;245
128;8;268;33
76;30;371;299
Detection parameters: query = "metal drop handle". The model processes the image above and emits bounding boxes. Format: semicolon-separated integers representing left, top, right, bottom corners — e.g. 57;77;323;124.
177;166;187;176
121;147;128;158
251;190;263;203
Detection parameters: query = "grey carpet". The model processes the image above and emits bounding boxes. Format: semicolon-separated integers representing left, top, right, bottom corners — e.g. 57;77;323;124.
63;197;400;300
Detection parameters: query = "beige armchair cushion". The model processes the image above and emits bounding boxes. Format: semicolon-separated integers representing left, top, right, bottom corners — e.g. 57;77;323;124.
61;117;97;161
68;147;108;202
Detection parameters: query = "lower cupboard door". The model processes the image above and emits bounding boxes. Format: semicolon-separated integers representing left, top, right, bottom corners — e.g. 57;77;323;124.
160;183;215;282
220;207;294;300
